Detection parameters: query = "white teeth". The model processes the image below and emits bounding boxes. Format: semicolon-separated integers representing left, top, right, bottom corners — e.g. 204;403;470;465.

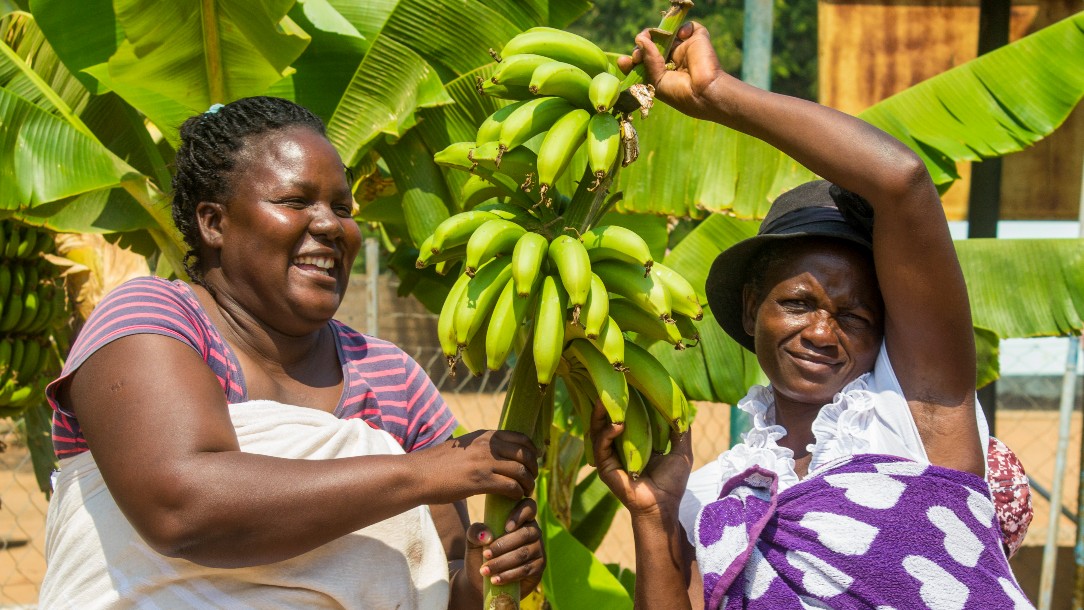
295;255;334;270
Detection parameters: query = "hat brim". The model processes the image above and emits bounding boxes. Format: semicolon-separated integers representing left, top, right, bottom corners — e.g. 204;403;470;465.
705;229;873;354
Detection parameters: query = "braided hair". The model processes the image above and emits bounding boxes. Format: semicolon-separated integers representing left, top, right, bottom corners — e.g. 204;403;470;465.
171;96;327;283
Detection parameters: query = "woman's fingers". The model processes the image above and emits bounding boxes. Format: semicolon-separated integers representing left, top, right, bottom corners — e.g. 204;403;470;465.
480;524;544;585
503;498;538;533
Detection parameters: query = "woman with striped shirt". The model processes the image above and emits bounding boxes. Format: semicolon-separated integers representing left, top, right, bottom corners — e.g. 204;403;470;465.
40;96;543;608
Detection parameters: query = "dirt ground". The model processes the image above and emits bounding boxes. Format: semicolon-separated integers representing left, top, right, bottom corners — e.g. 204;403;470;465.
1;404;1080;607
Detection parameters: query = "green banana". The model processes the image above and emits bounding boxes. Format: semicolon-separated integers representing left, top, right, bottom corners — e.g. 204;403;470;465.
589;316;625;368
491;54;552;87
459;312;490;378
438;272;473;367
15;287;39;332
0;285;23;332
486;278;535;371
25;283;55;334
433;141;477;172
511;232;549;297
589;72;622;113
476;100;531;144
4;224;20;259
479;79;535;101
460;175;504;210
673;313;701;347
9;337;24;379
415;235;438;268
592;259;673;323
581;273;609;339
564;338;628;424
428;210;500;254
528;60;593;109
623;340;689;433
651;262;704;320
464;219;526;276
640;387;673;454
0;340;12;380
608;298;684;348
11;264;26;295
17;338;40;380
0;265;9;298
532;274;568;388
618;382;653;477
587;111;621;181
536;108;590;202
498;27;611;77
418;244;467;270
581;224;654;274
547;234;592;316
498;96;577;152
470;145;539;192
454;257;513;347
16;226;38;258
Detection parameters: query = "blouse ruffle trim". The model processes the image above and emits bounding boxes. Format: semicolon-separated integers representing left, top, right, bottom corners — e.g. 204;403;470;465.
718;372;878;489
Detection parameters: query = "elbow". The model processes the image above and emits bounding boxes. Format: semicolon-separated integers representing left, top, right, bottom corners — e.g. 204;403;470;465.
121;475;227;565
882;149;932;203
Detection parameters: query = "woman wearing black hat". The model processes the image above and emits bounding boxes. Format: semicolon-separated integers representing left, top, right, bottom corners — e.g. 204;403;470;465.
593;23;1032;609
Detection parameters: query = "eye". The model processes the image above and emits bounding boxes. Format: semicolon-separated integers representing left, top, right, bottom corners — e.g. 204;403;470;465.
840;312;871;328
780;299;811;312
275;197;308;208
333;205;354;218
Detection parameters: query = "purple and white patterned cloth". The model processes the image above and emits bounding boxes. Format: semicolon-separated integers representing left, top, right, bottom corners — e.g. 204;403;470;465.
694;454;1034;609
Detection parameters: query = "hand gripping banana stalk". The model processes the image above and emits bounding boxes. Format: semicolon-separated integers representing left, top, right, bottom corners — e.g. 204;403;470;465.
429;5;696;608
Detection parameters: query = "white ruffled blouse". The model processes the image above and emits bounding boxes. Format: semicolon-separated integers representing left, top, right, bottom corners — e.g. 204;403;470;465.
678;342;990;545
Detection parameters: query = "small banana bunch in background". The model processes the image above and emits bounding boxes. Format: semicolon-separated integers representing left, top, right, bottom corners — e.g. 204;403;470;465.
438;26;651;211
0;222;67;415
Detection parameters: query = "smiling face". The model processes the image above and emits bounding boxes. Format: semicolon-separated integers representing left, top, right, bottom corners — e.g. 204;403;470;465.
743;238;884;409
199;126;361;334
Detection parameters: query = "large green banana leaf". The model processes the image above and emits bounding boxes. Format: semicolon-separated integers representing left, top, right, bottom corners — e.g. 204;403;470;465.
1;11;183;267
860;13;1084;191
618;11;1084;219
33;0;310;144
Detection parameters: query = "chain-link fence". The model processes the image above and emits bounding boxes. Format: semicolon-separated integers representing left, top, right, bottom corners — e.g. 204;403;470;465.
1;272;1081;607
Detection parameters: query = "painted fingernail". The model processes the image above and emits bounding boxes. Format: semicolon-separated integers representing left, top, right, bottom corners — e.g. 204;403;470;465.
478;531;491;544
491;575;502;585
483;550;493;560
479;566;490;576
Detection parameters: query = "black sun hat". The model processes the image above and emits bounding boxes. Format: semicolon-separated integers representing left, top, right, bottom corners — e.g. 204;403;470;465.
705;180;875;353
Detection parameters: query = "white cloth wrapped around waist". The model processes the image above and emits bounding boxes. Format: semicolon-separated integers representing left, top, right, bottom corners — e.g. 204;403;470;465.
40;400;449;609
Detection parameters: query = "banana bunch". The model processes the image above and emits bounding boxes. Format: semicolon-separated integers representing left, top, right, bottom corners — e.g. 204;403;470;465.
438;27;650;211
419;208;701;476
0;221;67;414
428;19;698;481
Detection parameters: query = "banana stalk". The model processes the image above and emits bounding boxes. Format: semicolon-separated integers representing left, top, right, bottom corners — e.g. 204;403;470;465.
485;335;554;609
614;1;695;114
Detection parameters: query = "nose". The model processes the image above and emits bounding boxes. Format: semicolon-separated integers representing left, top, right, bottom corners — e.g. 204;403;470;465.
802;312;839;349
309;203;345;241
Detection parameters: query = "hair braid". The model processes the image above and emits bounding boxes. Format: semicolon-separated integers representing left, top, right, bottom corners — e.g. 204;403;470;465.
171;96;327;283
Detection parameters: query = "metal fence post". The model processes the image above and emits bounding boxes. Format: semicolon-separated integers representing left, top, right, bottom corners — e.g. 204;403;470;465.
366;237;379;336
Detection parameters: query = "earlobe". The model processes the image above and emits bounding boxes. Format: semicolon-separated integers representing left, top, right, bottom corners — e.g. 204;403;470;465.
741;284;757;337
196;201;225;249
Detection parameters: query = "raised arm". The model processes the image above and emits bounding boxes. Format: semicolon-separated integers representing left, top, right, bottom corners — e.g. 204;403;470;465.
624;23;982;475
62;333;538;568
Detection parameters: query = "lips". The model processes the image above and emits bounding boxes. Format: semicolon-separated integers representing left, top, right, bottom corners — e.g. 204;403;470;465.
786;350;842;373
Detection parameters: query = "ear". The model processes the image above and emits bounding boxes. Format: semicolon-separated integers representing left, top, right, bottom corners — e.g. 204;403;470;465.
741;283;758;338
196;201;226;250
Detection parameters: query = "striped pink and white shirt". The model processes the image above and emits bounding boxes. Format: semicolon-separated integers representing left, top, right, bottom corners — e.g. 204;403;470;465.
47;277;457;459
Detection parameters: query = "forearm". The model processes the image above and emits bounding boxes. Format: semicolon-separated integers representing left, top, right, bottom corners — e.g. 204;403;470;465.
630;511;693;610
447;562;483;610
698;76;928;202
128;450;440;567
